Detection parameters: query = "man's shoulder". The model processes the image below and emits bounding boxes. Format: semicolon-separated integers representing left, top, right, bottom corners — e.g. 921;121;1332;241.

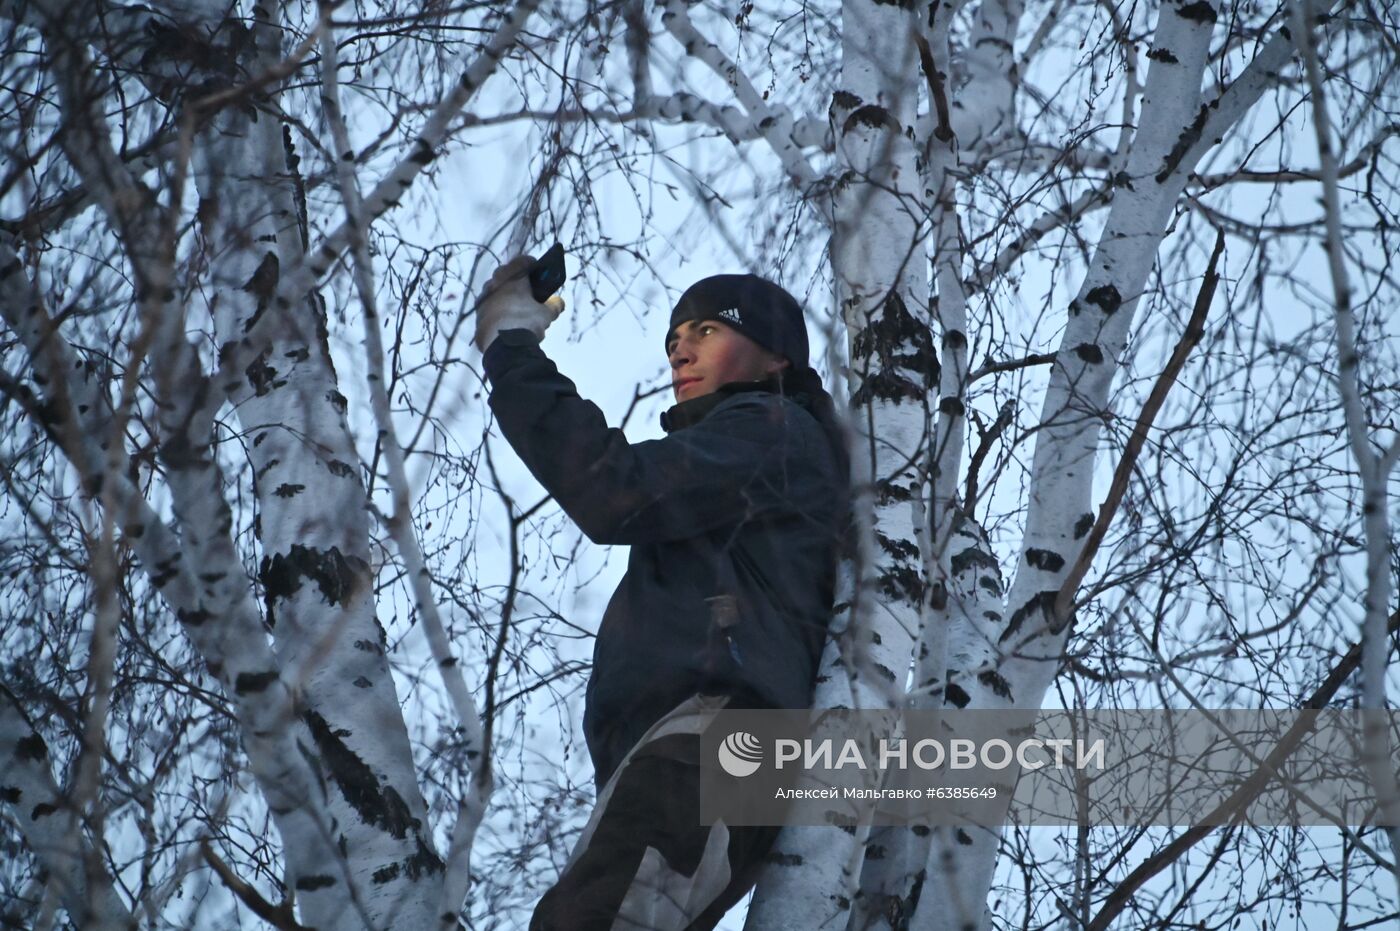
708;389;819;433
706;391;841;478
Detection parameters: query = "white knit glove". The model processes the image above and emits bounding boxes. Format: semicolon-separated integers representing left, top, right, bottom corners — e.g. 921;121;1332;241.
474;255;566;352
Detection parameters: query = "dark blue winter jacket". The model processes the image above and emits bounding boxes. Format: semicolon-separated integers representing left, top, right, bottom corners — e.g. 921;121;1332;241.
483;329;846;785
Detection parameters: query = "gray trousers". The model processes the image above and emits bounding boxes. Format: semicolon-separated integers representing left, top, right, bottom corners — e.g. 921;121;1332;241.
531;696;779;931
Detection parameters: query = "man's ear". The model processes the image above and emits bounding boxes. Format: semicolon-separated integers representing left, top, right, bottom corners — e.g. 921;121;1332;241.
765;355;792;375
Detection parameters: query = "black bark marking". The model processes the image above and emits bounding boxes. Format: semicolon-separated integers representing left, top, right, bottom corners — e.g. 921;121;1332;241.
272;483;305;498
943;329;967;350
352;676;372;689
951;546;998;577
939;397;965;417
1074;513;1096;539
1073;343;1105;364
372;863;400;884
850;292;940;397
1000;590;1060;643
235;670;279;694
955;828;974;845
978;575;1001;596
851;370;924;406
284;347;309;362
880;564;923;605
844;104;899;135
16;734;47;762
404;839;443;880
159;424;211;471
240;252;280;334
831;90;861;112
874;478;916;506
295;875;336;891
31;802;58;820
37;396;67;428
1146;46;1179;63
983;611;1002;623
1157;103;1212;183
326;390;348;414
302;709;442;876
260;545;371;627
946;682;971;708
353;639;383;654
767;851;803;866
1084;285;1122;315
873;663;897;683
410;140;435;165
1026;548;1066;573
246;350;277;396
911;824;930;836
875;532;919;562
0;786;19;803
928;581;947;611
1176;0;1217;24
978;670;1014;700
327;459;355;478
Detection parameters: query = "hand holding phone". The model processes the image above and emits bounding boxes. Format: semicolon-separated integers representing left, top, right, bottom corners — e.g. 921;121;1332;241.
528;243;567;303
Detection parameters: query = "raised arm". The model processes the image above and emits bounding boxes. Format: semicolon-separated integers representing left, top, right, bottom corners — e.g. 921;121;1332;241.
484;330;823;545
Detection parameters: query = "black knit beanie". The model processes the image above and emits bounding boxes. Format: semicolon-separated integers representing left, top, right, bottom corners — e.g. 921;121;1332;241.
665;274;810;368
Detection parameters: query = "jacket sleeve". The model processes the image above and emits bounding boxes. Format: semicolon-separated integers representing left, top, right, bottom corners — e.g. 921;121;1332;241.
483;329;813;545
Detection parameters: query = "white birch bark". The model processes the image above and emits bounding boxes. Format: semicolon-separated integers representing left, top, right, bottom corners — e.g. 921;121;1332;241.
183;6;444;922
0;686;133;931
1;1;550;925
747;0;931;926
317;24;491;925
2;7;377;924
0;238;352;929
916;4;1294;928
1290;0;1400;898
854;2;1025;922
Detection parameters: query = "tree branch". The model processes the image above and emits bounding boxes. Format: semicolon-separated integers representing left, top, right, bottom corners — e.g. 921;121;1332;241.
1054;230;1224;621
658;0;822;190
0;684;132;931
1086;606;1400;931
276;0;543;312
318;24;480;924
200;843;309;931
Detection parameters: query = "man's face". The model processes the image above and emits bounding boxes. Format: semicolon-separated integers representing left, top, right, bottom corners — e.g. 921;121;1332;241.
667;319;788;402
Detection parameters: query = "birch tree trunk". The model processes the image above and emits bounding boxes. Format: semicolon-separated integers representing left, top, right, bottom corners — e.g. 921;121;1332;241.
0;1;540;926
747;0;933;926
3;0;1395;927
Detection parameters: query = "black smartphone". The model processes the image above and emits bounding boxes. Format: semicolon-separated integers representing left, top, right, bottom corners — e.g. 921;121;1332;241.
528;243;566;303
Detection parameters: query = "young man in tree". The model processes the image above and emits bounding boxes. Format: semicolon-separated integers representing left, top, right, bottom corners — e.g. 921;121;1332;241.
475;256;848;930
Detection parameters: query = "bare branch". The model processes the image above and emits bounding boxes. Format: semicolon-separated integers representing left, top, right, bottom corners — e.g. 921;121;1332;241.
1054;231;1225;621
